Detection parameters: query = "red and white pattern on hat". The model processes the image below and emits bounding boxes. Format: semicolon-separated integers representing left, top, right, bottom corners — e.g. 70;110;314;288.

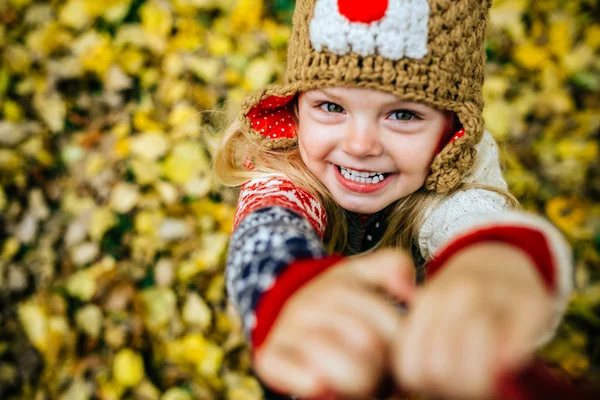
309;0;430;60
233;177;327;238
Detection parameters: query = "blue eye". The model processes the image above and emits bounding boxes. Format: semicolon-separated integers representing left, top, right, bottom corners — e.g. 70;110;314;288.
390;110;419;121
320;102;344;113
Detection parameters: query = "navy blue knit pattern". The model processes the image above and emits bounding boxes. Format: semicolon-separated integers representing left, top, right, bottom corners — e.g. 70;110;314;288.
225;206;327;342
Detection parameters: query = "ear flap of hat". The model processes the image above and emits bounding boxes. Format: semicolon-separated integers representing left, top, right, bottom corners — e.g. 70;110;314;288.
239;86;299;150
426;102;483;193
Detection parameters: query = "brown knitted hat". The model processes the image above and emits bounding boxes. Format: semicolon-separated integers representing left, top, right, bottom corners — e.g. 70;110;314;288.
239;0;492;193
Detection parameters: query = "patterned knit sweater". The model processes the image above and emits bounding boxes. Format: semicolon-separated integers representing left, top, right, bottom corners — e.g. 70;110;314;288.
225;132;573;397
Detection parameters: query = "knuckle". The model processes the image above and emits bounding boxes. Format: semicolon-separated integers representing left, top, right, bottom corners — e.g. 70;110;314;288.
449;276;483;299
254;348;276;376
348;326;382;355
325;281;353;298
289;305;317;323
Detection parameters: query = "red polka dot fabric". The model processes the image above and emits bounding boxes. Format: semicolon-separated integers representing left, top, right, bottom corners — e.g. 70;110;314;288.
449;128;466;143
246;95;297;141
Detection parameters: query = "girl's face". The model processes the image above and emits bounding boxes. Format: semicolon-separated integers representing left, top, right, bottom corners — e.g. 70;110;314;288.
297;87;448;214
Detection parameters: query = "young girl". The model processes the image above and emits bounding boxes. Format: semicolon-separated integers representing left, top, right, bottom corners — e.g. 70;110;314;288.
214;0;573;398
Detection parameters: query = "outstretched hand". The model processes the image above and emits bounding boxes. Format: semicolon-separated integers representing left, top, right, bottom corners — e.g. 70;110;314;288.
391;243;554;399
255;244;554;400
253;249;417;399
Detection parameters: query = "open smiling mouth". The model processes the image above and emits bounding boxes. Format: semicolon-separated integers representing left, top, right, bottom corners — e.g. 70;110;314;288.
334;164;393;184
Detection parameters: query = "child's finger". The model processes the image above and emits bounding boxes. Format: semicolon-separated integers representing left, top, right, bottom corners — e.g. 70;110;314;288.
346;249;417;301
394;296;437;392
320;283;408;345
254;345;325;398
458;312;498;398
496;297;546;372
423;279;499;390
423;296;474;395
302;328;384;398
292;305;387;366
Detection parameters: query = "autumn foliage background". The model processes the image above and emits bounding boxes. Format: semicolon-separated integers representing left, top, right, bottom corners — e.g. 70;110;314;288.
0;0;598;399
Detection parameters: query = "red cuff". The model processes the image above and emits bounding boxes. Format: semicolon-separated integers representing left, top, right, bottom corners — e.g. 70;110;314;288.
426;226;556;293
252;255;345;351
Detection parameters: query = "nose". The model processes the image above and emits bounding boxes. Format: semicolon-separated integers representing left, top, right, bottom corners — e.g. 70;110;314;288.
341;122;384;158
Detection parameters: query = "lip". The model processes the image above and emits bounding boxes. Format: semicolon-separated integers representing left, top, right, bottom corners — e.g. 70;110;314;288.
332;164;394;194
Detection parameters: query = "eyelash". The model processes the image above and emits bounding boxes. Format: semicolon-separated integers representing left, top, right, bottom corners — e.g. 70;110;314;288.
317;102;422;121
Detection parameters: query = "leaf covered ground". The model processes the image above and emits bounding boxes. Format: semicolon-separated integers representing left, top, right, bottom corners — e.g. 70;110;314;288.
0;0;598;398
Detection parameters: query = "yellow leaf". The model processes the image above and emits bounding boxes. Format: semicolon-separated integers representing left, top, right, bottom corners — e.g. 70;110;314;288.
109;182;140;213
205;275;225;304
539;89;575;114
130;158;162;185
161;388;192;400
207;34;233;56
182;293;212;329
483;100;512;141
3;100;24;122
111;121;131;138
85;152;105;178
562;45;595;74
545;197;589;239
141;287;177;331
118;47;146;75
75;305;103;339
243;58;276;91
196;341;224;377
186;56;221;83
584;25;600;50
135;210;165;235
513;42;551;70
113;349;145;388
263;19;292;49
162;141;208;184
90;207;117;241
548;19;572;58
1;237;20;260
556;139;598;163
133;111;165;132
141;1;173;37
130;132;170;160
231;0;263;32
168;18;204;51
18;302;49;352
59;0;91;29
482;75;509;100
4;46;31;73
81;35;115;76
167;334;208;363
66;270;97;300
33;92;66;132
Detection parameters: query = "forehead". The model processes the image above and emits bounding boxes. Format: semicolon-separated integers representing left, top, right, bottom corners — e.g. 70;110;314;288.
300;87;421;107
303;87;401;100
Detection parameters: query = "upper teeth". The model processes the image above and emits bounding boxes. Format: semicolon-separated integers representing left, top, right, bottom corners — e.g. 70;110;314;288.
340;166;386;184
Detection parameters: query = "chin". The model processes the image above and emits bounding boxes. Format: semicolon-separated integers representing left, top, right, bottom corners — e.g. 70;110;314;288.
335;196;389;214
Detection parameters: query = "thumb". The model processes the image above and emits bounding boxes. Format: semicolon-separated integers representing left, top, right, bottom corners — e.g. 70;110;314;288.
346;248;417;303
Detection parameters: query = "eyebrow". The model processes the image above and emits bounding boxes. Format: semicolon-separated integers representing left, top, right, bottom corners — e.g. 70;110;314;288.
311;89;343;101
314;89;420;109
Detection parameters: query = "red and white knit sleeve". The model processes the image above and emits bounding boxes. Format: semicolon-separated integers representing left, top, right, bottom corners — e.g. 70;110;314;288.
226;176;343;350
418;187;573;347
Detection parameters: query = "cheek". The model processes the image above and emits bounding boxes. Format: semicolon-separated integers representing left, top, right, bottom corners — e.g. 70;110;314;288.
298;126;331;161
392;137;440;174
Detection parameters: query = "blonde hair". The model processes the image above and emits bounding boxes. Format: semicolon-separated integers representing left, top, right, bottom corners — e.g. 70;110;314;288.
212;110;519;256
